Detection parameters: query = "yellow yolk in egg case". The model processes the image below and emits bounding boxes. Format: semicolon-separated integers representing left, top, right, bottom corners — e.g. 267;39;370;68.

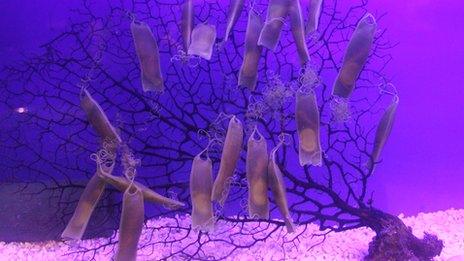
299;128;317;152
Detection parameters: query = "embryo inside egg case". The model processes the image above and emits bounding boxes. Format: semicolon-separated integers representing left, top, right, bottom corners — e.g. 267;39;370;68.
0;0;445;260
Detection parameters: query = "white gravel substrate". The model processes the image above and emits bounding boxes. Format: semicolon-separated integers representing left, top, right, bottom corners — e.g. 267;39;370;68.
1;208;463;260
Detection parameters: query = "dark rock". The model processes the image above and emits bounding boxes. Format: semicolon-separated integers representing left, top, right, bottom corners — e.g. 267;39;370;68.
364;208;443;261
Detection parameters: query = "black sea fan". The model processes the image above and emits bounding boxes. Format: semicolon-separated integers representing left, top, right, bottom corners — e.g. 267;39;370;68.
0;0;443;260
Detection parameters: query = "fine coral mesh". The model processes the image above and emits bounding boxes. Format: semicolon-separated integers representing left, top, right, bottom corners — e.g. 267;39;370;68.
0;0;395;259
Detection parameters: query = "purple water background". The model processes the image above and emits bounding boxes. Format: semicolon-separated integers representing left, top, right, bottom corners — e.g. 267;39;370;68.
0;0;463;216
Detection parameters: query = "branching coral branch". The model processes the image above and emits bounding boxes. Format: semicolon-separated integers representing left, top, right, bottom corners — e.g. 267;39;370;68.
1;0;432;260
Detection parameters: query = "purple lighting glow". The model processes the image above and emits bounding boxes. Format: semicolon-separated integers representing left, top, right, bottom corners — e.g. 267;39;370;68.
0;0;462;260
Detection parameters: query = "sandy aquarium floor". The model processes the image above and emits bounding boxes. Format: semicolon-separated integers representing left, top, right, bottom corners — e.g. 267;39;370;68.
1;209;463;260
